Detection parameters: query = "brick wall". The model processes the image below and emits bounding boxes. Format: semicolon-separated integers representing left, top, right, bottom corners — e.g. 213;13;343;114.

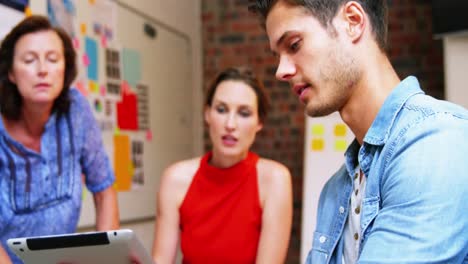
201;0;443;263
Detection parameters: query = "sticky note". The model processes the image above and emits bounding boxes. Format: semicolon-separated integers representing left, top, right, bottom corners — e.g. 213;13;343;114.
72;37;80;49
80;23;87;35
334;124;347;137
101;35;107;48
334;139;348;152
25;6;32;17
75;81;88;96
100;85;106;96
114;127;120;135
312;124;325;136
88;80;99;93
311;139;324;151
82;54;90;66
146;130;153;141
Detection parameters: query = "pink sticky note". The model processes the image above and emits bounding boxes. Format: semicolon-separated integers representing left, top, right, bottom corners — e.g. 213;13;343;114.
100;85;106;96
146;130;153;141
121;81;131;94
82;54;90;66
72;37;80;49
75;81;88;96
101;35;107;48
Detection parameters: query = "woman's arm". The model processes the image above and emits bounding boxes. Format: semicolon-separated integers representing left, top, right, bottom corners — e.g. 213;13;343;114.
152;164;187;264
93;186;120;230
0;245;12;264
256;162;293;264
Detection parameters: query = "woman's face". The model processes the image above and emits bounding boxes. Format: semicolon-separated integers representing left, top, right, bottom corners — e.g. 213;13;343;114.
205;80;263;159
8;30;65;108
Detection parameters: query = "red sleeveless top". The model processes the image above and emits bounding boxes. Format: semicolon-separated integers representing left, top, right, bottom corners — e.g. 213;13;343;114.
179;151;262;264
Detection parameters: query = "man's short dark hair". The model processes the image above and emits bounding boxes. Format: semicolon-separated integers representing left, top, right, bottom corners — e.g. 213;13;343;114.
248;0;388;51
0;15;77;120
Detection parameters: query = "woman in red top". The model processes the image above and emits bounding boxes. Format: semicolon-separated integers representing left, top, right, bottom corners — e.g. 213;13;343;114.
152;67;292;264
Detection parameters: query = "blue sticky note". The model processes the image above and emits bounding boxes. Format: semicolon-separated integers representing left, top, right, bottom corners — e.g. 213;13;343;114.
85;37;98;81
122;48;141;87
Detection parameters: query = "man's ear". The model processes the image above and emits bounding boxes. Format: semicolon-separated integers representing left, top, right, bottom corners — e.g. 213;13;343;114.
342;1;366;43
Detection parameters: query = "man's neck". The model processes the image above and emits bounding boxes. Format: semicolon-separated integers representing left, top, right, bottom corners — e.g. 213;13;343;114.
340;52;401;144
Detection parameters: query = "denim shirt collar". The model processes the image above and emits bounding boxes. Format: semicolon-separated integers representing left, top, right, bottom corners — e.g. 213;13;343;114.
363;76;424;146
344;76;424;176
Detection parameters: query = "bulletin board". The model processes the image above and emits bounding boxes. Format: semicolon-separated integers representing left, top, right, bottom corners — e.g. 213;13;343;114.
300;112;355;263
45;0;195;227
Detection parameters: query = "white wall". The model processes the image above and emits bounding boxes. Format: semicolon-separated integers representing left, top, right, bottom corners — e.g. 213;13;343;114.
29;0;203;256
443;35;468;108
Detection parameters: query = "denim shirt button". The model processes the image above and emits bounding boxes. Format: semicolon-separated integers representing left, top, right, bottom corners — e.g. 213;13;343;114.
319;236;327;243
339;206;345;214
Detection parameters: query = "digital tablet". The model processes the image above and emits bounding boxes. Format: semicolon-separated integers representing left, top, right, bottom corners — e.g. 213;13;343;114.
7;229;154;264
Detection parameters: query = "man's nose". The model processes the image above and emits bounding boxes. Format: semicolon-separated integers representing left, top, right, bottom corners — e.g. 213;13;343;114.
275;55;295;81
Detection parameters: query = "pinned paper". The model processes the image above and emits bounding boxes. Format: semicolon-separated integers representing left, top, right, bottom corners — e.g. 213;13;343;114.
334;124;347;137
122;48;141;87
93;22;101;35
311;139;325;151
334;139;348;152
113;134;132;191
85;37;98;80
117;89;138;130
94;99;102;113
312;124;325;136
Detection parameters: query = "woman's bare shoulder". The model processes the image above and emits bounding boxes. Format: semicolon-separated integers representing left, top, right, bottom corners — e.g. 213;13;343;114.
256;158;291;180
162;157;202;186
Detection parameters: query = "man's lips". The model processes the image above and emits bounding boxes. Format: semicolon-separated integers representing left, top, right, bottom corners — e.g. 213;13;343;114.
293;84;310;96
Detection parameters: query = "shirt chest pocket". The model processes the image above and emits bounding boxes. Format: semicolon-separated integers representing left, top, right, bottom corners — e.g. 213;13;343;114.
5;149;75;214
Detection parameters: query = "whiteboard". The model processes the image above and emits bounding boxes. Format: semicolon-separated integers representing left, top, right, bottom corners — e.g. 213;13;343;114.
73;0;195;227
300;112;355;263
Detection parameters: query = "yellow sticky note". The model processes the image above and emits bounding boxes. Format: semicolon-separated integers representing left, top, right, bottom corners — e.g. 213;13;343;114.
334;139;348;151
311;138;324;151
25;6;32;17
89;0;96;4
334;124;347;137
312;124;325;136
80;23;87;35
114;127;120;135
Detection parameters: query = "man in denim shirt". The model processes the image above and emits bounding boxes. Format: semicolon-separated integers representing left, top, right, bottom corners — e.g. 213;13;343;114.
249;0;468;263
